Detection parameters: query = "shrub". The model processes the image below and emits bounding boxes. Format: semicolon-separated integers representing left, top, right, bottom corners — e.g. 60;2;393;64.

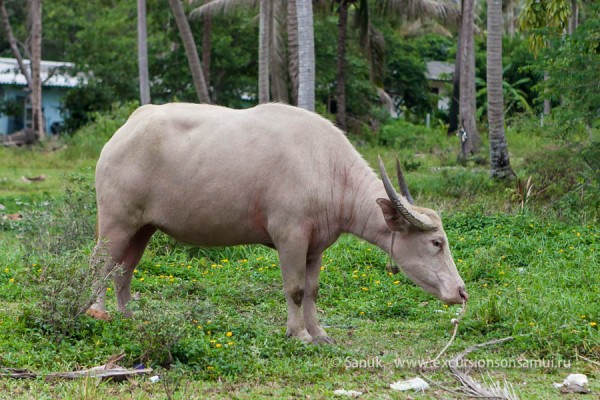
62;101;139;160
18;174;115;340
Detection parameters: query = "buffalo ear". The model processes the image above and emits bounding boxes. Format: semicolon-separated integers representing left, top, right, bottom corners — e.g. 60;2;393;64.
376;198;409;232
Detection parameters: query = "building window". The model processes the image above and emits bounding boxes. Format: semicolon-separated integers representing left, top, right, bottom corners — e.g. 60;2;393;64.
24;97;33;129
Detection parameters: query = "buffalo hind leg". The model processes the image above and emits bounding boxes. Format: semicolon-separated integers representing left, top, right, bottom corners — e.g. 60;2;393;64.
277;233;312;343
114;225;157;316
303;252;335;344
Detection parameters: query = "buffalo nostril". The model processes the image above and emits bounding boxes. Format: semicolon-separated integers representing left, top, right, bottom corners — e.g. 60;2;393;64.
459;286;469;302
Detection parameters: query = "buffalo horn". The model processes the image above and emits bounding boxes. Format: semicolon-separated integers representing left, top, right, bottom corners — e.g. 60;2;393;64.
395;158;414;205
378;156;436;231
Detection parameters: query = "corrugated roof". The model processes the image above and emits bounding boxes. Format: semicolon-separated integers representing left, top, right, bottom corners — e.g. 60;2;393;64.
426;61;454;81
0;57;80;88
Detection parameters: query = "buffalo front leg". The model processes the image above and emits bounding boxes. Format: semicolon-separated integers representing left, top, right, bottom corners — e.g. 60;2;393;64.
277;237;312;343
303;252;335;344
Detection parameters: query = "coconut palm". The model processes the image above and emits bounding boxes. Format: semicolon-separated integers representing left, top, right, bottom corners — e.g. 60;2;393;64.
458;0;480;158
296;0;315;111
191;0;288;104
138;0;151;105
487;0;514;179
169;0;211;103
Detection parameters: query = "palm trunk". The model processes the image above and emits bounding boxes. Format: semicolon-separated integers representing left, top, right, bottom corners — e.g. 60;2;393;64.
296;0;315;111
269;0;288;103
507;0;515;38
258;0;270;103
138;0;151;105
168;0;210;103
202;11;211;91
447;29;460;136
335;0;348;132
487;0;513;179
458;0;480;158
30;0;44;140
287;0;299;106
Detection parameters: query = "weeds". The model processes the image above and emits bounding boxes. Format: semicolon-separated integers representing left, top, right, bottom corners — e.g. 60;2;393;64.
16;174;117;340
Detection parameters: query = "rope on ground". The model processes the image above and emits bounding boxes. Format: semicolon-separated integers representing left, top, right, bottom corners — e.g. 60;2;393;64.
417;300;519;399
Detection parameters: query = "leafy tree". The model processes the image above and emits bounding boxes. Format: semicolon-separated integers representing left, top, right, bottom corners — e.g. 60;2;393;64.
530;4;600;132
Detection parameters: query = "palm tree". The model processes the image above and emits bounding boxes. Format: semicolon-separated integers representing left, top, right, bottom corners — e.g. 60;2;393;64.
288;0;299;105
487;0;514;179
335;0;350;131
168;0;211;103
201;1;212;88
138;0;151;105
458;0;480;158
192;0;288;104
296;0;315;111
258;0;270;103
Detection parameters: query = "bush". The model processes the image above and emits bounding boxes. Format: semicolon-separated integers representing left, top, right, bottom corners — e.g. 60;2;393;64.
62;101;139;160
18;174;115;340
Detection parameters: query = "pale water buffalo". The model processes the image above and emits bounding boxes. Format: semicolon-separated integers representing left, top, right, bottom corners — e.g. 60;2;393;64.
89;103;467;344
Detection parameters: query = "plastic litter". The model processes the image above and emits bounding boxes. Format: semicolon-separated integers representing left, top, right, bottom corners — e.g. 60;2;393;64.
390;377;430;392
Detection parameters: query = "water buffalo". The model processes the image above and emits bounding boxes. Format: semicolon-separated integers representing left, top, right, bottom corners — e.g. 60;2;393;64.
89;103;467;344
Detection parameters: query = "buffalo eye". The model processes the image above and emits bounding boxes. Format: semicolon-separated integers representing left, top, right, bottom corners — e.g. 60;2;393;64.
432;239;444;249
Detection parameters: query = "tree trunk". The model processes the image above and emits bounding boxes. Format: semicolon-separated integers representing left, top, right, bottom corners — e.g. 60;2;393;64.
487;0;513;179
447;29;460;136
543;71;551;115
29;0;44;140
138;0;151;105
568;0;578;34
202;10;211;92
0;0;32;88
258;0;270;103
269;0;288;103
296;0;315;111
335;0;348;132
507;0;515;38
458;0;480;158
168;0;210;103
287;0;299;106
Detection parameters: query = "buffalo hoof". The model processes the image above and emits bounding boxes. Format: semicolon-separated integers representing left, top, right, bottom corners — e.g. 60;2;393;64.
287;328;313;344
86;308;111;321
312;335;336;345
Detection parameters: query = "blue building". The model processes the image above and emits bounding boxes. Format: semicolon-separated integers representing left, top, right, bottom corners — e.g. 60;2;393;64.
0;57;80;136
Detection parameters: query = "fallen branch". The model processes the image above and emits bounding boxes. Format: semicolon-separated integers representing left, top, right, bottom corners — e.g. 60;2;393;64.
0;354;152;382
448;337;518;400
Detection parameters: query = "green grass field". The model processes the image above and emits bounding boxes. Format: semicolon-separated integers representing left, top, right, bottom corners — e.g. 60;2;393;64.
0;113;598;399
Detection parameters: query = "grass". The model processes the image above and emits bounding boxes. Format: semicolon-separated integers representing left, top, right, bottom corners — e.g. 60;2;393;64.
0;110;598;399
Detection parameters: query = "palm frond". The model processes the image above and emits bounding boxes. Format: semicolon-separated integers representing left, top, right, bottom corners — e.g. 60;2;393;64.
384;0;461;25
190;0;257;19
